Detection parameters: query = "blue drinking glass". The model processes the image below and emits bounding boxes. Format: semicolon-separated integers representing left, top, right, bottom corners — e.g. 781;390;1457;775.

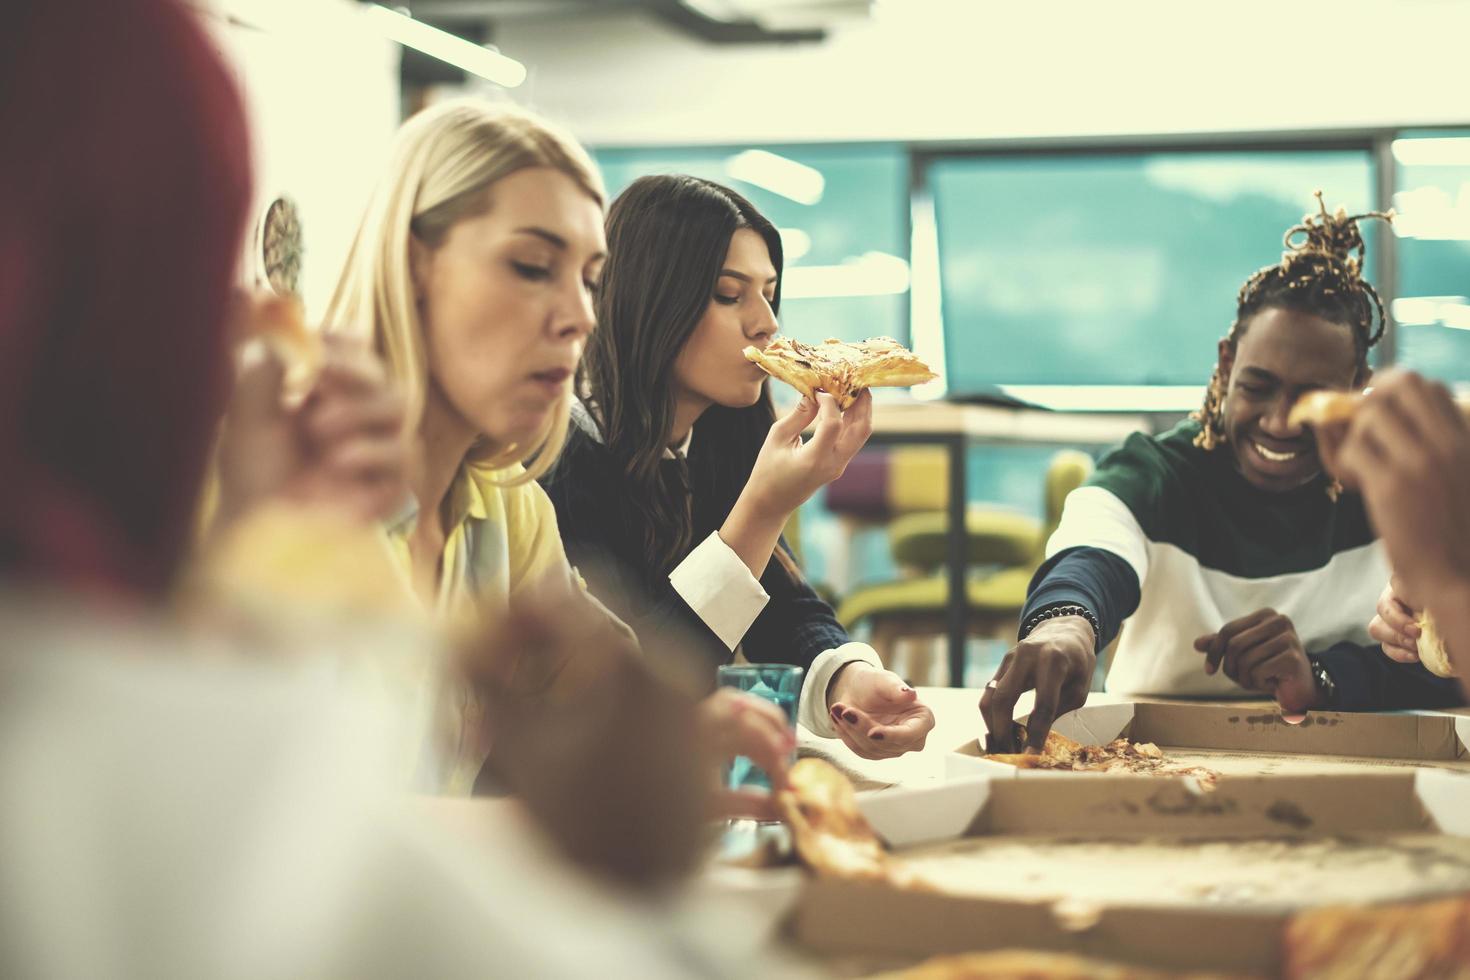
716;664;803;792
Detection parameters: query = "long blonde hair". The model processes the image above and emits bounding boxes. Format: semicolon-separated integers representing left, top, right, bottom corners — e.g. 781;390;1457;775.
325;99;604;483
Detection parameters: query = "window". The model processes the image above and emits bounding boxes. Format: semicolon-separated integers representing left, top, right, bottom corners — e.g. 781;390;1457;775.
1391;130;1470;385
592;145;910;350
926;149;1376;399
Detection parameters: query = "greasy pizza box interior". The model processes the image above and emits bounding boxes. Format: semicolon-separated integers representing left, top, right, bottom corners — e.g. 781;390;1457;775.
947;700;1470;781
791;770;1470;973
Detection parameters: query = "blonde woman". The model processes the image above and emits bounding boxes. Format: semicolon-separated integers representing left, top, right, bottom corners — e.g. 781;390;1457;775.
325;101;794;808
315;99;614;792
325;100;601;619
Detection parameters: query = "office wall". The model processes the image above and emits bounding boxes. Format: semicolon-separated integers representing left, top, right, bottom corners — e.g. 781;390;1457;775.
499;1;1470;146
192;0;400;318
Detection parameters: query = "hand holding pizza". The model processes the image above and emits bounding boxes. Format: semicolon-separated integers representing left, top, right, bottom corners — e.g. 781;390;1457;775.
747;388;874;519
1368;575;1424;664
721;390;875;577
980;615;1096;754
1320;371;1470;613
216;293;408;531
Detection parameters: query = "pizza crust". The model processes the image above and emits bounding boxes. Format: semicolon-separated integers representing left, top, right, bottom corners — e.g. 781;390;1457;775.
776;758;891;882
1418;610;1456;679
1288;387;1470;430
869;949;1255;980
744;336;937;409
1286;389;1362;430
1283;893;1470;979
251;293;323;403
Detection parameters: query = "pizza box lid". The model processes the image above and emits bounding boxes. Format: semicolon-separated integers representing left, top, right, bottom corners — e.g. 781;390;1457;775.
787;769;1470;972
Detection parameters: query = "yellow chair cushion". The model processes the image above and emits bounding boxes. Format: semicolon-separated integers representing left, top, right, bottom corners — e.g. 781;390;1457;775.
888;508;1040;570
1044;450;1094;533
887;446;950;512
836;567;1034;629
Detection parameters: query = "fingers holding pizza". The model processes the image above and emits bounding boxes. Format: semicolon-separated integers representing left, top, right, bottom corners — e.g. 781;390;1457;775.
1291;371;1470;687
1368;575;1423;664
215;292;410;533
739;333;934;520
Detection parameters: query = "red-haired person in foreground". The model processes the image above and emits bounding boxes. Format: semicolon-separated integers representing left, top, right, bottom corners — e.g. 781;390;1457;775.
0;3;801;978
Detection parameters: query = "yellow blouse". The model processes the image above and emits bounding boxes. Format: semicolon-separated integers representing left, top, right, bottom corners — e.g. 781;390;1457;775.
383;462;572;792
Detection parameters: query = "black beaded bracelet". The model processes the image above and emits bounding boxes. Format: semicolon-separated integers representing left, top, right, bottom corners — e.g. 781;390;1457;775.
1019;603;1101;647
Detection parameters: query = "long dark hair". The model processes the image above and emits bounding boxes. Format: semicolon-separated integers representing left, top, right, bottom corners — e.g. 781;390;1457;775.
579;174;784;575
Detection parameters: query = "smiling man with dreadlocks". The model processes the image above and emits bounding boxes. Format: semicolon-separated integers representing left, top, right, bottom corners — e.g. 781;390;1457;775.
982;194;1465;753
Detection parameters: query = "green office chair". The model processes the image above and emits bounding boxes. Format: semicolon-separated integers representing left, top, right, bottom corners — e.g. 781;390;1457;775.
836;450;1094;685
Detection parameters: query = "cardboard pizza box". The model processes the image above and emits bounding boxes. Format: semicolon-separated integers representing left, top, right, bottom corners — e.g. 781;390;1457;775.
946;700;1470;783
790;769;1470;973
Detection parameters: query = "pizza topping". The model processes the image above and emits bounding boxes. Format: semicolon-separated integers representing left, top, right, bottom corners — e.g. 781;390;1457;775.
984;725;1220;789
744;335;937;408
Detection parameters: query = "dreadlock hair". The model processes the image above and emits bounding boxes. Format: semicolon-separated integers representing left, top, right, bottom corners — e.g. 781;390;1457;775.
1192;191;1393;452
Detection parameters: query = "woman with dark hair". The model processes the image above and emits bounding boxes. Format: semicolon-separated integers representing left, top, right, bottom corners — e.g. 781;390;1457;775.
982;196;1465;754
541;174;935;760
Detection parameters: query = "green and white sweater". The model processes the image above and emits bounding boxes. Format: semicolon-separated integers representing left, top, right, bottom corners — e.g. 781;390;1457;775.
1023;420;1462;708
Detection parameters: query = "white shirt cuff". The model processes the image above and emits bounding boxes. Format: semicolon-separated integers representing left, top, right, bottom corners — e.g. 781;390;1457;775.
668;531;770;651
798;642;886;739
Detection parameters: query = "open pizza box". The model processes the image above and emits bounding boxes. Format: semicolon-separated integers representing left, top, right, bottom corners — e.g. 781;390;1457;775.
946;699;1470;783
792;768;1470;974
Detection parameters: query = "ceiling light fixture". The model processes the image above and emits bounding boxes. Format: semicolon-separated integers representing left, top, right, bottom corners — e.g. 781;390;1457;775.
365;4;526;88
726;150;825;205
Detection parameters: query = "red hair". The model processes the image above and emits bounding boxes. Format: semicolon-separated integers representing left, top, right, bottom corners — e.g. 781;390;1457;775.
0;0;253;597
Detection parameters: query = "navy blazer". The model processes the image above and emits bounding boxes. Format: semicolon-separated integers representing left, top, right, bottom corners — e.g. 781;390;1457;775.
539;420;849;685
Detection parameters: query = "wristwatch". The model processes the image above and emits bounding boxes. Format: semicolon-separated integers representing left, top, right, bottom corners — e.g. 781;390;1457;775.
1307;655;1337;709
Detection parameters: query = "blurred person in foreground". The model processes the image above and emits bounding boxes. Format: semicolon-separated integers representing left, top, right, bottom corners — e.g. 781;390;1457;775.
1313;370;1470;699
0;2;804;977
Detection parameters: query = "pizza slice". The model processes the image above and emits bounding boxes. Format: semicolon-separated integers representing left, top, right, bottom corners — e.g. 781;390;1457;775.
249;293;323;404
1288;387;1470;429
1283;893;1470;979
869;949;1257;980
744;336;937;409
983;727;1086;768
984;725;1218;788
1416;611;1455;679
1286;389;1363;430
776;757;891;882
